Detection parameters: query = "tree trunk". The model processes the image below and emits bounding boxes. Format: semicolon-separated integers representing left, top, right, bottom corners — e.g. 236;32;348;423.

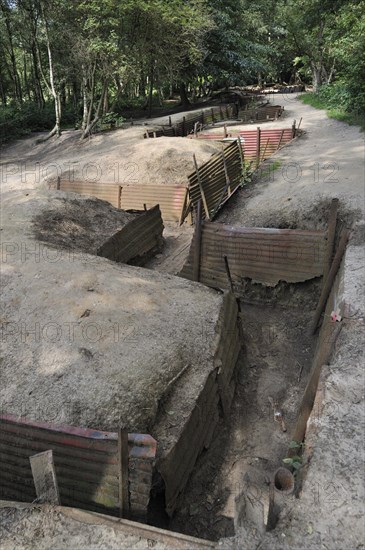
179;81;190;106
31;42;45;109
41;1;61;137
81;79;108;139
147;62;154;118
0;2;22;103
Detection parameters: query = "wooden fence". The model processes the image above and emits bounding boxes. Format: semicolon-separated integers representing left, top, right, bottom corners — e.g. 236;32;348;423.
180;222;329;288
238;104;284;123
57;180;188;223
144;103;238;138
0;414;157;520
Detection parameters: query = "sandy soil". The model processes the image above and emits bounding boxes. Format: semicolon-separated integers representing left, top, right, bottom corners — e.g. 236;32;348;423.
0;503;173;549
0;188;224;456
0;124;221;190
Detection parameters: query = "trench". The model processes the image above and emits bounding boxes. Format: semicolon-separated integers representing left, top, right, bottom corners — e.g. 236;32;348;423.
144;222;348;542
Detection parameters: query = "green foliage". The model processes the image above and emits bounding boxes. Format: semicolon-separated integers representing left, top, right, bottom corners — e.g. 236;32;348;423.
0;102;77;144
300;88;365;130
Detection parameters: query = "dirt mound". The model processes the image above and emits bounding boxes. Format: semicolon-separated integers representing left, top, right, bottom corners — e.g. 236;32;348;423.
32;193;135;253
126;136;222;185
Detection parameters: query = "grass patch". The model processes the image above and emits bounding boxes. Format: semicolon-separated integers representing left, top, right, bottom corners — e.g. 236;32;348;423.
299;93;365;131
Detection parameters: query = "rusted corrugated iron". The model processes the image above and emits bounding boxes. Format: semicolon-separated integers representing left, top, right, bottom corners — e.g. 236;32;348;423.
186;140;244;221
0;414;156;520
180;222;328;288
240;127;294;161
120;184;187;223
59;181;120;207
97;205;164;265
57;181;187;223
144;104;238;138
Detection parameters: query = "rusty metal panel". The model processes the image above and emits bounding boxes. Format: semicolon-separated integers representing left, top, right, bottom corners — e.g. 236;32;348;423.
187;140;243;220
59;181;120;207
0;415;157;520
120;184;187;223
180;222;328;288
97;205;164;265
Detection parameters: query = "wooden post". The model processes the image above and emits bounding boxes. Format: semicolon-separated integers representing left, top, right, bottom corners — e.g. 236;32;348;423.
292;120;296;137
262;139;271;162
323;198;339;281
118;429;130;518
30;450;60;504
56;176;61;190
221;150;231;196
297;117;303;130
193;154;210;219
182;116;186;136
310;229;350;334
256;127;261;168
169;116;172;127
277;129;285;151
223;124;228;138
237;138;245;174
193;199;203;282
117;186;122;209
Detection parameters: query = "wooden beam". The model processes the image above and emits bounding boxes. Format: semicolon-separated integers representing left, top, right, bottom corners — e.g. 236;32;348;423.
323;198;339;281
193;154;210;219
118;429;130;518
192;200;203;282
310;229;350;334
29;450;60;504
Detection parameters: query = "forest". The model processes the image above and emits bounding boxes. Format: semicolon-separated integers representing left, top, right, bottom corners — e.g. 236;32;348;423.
0;0;364;142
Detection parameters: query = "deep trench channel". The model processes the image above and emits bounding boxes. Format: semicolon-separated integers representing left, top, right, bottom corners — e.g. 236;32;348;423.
151;280;322;541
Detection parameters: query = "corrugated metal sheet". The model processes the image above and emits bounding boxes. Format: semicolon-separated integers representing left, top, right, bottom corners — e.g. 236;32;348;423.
57;182;186;223
240;128;294;160
180;222;328;288
97;205;164;265
120;184;187;223
239;104;284;123
191;126;294;164
59;181;120;207
0;415;157;519
144;104;238;138
186;140;243;221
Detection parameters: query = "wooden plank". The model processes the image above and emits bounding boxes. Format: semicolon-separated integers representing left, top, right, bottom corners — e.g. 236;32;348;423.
310;229;350;333
323;198;339;281
193;200;203;282
193;154;210;219
118;429;130;518
29;450;60;504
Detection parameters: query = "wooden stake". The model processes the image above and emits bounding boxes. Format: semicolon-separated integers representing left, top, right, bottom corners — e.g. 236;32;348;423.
30;450;60;504
323;198;339;281
193;199;203;282
310;229;350;334
193;154;210;219
56;176;61;190
118;429;130;518
256;127;261;168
